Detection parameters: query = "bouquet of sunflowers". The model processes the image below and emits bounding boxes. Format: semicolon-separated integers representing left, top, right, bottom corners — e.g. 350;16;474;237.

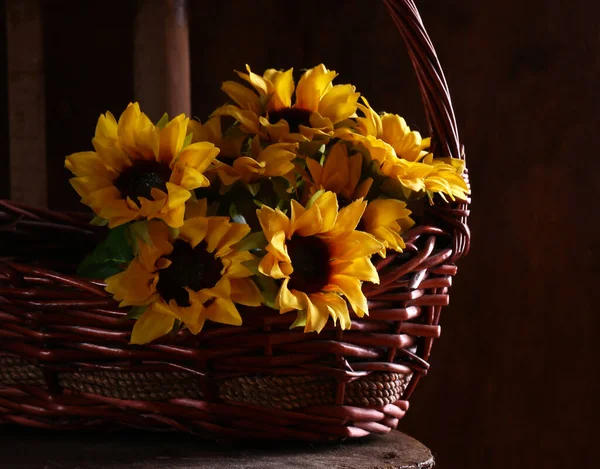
65;64;468;345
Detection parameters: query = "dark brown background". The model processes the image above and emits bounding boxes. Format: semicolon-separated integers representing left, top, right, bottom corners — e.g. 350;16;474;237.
1;1;598;468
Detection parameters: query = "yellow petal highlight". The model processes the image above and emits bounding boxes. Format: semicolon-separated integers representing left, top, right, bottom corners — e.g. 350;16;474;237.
230;278;262;306
295;64;337;112
276;278;308;314
130;307;175;345
319;84;360;124
268;68;294;111
329;274;369;317
105;259;157;307
222;80;261;114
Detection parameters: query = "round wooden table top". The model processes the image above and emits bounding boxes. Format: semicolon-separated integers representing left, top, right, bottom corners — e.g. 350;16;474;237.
0;426;434;468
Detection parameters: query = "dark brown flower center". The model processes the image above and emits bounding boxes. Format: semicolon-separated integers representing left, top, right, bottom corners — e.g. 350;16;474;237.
156;240;223;307
287;235;331;294
114;160;171;204
268;108;312;133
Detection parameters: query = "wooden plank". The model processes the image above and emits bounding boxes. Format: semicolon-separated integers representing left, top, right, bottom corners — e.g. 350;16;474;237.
5;0;47;206
134;0;190;121
0;427;433;468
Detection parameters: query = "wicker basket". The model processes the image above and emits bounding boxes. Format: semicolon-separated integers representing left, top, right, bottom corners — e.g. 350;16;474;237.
0;0;470;441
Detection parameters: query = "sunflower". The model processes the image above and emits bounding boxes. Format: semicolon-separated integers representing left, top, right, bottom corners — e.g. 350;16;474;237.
304;141;413;256
214;64;360;144
256;191;383;333
380;156;470;202
231;137;299;184
335;99;469;202
105;213;262;344
361;199;414;256
335;97;430;164
66;103;219;228
304;141;372;202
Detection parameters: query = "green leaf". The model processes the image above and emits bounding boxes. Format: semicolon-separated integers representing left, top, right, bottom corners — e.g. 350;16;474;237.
246;183;261;197
128;221;152;248
182;132;193;150
380;178;411;201
76;224;134;279
127;305;148;320
236;232;267;252
271;177;291;201
90;216;109;227
156;112;169;129
253;275;279;309
241;258;261;275
290;310;307;329
77;261;123;280
306;189;325;208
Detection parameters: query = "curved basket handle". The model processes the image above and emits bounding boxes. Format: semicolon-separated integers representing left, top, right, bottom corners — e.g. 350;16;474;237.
383;0;470;259
383;0;462;162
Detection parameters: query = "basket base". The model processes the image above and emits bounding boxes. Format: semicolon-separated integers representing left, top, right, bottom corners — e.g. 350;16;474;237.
0;355;412;441
0;425;434;468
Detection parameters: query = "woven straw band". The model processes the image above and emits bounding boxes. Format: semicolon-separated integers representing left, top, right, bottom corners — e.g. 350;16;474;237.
219;373;410;410
0;356;410;409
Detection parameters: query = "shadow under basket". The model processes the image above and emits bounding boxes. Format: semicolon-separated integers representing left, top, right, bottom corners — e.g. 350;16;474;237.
0;0;470;442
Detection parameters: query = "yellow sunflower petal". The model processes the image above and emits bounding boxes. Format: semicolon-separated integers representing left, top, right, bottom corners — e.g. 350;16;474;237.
291;200;322;237
304;293;330;333
95;111;118;141
345;151;363;199
138;221;174;271
355;177;373;199
318;84;360;124
256;205;291;241
222;80;261;114
329;274;368;317
215;222;251;257
205;217;234;253
295;64;337;112
117;102;142;154
204;275;232;300
105;259;158;307
213;104;262;135
313;191;338;233
356;97;382;137
258;142;298;177
232;156;266;184
258;252;291;279
138;191;167;219
362;199;411;228
323;292;351;330
276;278;308;314
236;64;272;96
130;306;175;345
188;117;221;145
268;68;294;111
69;176;114;202
324;198;366;238
323;143;350;192
305;157;324;187
158;114;188;164
205;297;243;326
65;151;117;179
165;182;191;211
178;166;210;190
329;230;383;261
173;141;220;173
331;256;379;284
222;251;255;278
368;226;406;255
230;278;262;306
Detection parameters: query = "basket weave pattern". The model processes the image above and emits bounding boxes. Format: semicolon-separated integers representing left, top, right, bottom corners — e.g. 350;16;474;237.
0;0;470;441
